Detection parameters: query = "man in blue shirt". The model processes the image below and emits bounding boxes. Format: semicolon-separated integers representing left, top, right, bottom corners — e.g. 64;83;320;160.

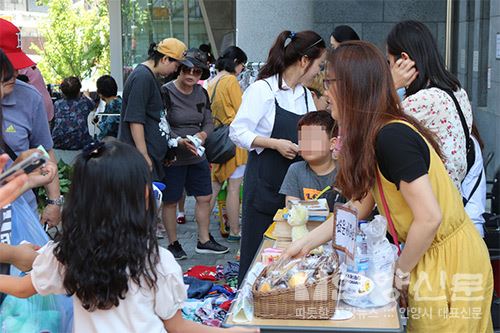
1;77;63;226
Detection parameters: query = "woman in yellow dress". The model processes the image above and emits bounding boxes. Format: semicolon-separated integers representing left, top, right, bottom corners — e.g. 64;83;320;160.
285;41;493;332
207;46;248;242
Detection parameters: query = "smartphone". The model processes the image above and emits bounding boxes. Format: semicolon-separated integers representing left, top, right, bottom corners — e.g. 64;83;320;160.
0;152;46;183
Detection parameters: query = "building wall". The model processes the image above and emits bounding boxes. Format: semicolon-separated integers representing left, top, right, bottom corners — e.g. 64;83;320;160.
236;0;447;61
453;0;500;177
482;0;500;175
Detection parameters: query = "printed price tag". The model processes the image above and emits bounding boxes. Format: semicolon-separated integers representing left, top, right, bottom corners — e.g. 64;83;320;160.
333;204;357;260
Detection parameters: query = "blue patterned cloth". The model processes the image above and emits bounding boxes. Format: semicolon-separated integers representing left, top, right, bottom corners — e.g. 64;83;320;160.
52;96;95;150
97;97;121;140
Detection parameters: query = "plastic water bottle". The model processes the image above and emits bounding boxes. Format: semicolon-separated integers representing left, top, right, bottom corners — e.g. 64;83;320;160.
355;221;369;275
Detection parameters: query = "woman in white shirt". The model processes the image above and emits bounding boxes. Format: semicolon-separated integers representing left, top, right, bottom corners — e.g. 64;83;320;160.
230;30;326;281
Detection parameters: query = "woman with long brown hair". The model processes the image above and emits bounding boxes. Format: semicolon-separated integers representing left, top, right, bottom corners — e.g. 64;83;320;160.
230;30;326;282
285;41;493;332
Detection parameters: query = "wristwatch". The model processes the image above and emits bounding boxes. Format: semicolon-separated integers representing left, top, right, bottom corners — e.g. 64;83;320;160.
395;268;410;280
46;195;64;207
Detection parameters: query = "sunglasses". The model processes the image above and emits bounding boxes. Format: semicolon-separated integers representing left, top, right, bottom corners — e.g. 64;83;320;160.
181;66;203;76
323;77;340;90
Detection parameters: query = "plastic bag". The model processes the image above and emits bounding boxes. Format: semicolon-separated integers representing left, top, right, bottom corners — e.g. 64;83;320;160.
0;196;74;333
343;215;397;308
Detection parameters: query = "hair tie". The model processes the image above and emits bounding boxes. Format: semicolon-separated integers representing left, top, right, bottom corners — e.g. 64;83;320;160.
284;31;297;49
82;141;105;160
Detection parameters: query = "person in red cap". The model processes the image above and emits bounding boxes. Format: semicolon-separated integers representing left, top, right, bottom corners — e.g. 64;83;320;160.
0;18;54;122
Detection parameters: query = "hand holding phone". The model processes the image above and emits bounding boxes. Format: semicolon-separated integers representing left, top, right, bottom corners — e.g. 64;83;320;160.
0;154;28;207
0;151;46;184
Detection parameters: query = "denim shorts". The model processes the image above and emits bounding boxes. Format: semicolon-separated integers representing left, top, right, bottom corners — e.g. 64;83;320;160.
162;160;212;203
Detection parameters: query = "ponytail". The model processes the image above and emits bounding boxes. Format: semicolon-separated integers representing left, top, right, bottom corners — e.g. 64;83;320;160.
258;30;325;90
147;42;165;67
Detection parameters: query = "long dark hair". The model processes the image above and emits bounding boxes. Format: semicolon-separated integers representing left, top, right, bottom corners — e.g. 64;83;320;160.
331;25;360;43
258;30;326;89
215;46;248;73
0;50;15;149
54;140;159;311
387;20;461;96
328;41;442;201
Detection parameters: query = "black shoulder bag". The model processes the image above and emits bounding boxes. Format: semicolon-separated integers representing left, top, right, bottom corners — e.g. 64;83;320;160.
440;89;480;205
204;77;237;164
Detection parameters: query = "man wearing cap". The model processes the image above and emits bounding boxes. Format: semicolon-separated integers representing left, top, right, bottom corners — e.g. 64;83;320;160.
118;38;192;181
0;50;62;227
0;18;54;122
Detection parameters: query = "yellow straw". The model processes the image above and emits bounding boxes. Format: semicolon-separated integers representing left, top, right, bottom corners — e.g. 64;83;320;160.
315;185;331;200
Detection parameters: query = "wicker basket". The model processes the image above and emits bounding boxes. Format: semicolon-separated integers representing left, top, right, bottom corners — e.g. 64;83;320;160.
253;259;340;320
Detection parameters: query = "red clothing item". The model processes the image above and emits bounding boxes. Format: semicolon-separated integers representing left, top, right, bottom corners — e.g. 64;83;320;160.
185;265;218;281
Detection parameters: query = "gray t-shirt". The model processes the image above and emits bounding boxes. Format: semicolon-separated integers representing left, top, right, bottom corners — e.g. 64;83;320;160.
279;161;342;211
164;82;214;166
118;64;167;180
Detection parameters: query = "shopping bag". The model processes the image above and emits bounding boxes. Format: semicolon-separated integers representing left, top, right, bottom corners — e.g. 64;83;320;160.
0;196;74;333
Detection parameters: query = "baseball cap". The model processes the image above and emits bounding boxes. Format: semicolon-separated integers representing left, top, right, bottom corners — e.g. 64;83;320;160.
156;38;192;67
0;18;36;70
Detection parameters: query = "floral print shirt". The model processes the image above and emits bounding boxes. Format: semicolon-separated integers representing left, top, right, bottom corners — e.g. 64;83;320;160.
402;87;473;189
52;96;95;150
97;97;122;140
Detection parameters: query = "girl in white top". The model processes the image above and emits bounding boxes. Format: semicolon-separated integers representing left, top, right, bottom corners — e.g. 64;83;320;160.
230;30;326;282
0;140;257;333
387;20;473;189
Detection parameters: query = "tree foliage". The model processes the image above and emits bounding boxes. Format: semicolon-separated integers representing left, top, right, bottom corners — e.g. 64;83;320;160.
32;0;110;83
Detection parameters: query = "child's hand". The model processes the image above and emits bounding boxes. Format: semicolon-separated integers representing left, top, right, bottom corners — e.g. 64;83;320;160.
226;327;259;333
10;243;40;272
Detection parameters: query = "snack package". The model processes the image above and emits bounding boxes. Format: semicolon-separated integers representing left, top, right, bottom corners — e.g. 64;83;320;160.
261;248;283;266
255;252;338;293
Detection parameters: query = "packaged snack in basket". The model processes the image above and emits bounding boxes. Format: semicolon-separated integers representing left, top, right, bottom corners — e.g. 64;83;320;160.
255;252;339;293
261;247;283;266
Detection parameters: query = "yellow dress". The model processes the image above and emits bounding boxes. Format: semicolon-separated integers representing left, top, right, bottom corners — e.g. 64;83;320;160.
372;120;493;333
207;75;248;183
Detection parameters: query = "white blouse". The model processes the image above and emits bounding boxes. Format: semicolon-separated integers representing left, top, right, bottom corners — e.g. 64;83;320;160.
229;74;316;154
31;242;187;333
402;87;473;189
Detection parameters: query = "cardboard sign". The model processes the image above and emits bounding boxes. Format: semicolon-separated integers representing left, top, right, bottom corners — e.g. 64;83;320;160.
333;204;357;260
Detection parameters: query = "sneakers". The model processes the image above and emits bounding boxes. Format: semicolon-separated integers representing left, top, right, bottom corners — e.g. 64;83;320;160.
196;234;229;254
227;233;241;243
167;241;188;260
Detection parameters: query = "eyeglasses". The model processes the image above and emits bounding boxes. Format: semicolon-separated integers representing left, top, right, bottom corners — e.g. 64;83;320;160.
323;77;340;90
181;66;203;76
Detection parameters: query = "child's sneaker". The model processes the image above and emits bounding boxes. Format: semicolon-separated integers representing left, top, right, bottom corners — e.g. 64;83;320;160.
167;241;188;260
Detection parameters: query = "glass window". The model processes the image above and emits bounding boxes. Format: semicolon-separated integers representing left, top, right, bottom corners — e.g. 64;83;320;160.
121;0;209;81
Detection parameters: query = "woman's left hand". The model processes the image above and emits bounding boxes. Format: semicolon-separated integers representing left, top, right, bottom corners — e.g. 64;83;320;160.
393;271;410;309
